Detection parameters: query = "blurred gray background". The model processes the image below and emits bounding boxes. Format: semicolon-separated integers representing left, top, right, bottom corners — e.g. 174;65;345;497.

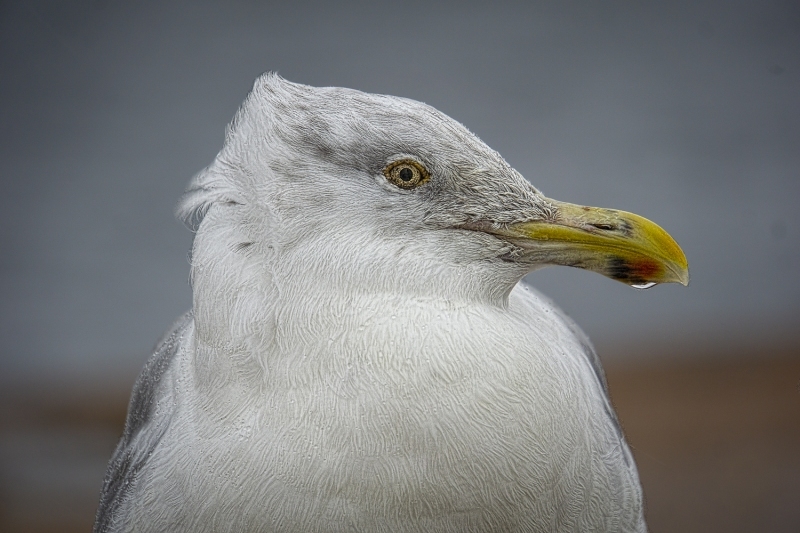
1;1;799;531
1;0;799;385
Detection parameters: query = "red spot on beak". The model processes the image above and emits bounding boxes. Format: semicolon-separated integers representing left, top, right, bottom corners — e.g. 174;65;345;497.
631;259;661;280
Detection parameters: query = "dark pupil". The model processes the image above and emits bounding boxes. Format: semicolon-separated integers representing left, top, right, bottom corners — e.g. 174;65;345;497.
398;167;414;181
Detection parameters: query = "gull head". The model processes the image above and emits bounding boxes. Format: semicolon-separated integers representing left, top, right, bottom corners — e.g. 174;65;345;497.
178;74;687;308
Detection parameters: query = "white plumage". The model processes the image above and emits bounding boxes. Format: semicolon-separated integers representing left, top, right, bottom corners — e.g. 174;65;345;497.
95;74;688;532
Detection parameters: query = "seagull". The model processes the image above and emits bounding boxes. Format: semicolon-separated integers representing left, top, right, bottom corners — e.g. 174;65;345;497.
95;74;687;533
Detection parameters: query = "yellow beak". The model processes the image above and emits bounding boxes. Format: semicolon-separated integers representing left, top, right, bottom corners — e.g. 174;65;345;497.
492;199;689;288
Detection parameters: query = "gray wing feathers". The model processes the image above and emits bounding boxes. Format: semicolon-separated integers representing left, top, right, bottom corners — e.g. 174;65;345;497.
549;305;635;468
93;312;193;533
550;306;610;394
551;304;646;533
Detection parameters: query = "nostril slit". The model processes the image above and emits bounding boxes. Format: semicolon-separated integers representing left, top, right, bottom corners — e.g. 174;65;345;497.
590;223;615;231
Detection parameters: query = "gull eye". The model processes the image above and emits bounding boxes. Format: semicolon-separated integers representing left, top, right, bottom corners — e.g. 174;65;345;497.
383;159;430;189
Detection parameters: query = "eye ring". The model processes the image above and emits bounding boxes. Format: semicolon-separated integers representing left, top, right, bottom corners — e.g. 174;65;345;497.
383;159;430;189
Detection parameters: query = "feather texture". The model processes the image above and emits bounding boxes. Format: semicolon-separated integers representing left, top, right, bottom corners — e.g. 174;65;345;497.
96;74;646;532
